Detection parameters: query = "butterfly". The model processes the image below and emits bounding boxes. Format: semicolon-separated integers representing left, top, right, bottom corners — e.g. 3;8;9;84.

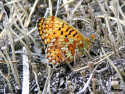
37;16;95;65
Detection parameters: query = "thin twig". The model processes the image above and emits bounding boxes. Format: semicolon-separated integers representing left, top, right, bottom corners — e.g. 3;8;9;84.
24;0;39;27
49;0;52;16
76;63;99;94
102;47;125;90
75;46;125;72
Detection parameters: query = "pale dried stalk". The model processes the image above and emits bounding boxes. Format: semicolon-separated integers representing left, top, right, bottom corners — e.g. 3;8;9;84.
88;4;94;28
0;71;14;94
97;74;109;94
101;47;125;90
16;1;28;17
3;0;32;59
115;0;125;21
8;32;21;88
77;64;99;94
0;51;10;80
42;65;52;94
5;0;21;5
49;0;53;16
74;46;125;72
70;0;84;18
24;0;39;27
22;47;29;94
3;47;21;89
97;15;125;25
55;0;60;17
63;0;69;17
10;28;32;60
81;6;87;20
33;70;41;93
96;0;106;13
111;0;125;45
2;3;21;88
104;0;110;14
61;0;75;8
104;14;120;58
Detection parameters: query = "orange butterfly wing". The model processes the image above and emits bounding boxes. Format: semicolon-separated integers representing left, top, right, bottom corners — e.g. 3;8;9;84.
37;16;93;65
37;16;86;45
46;37;86;64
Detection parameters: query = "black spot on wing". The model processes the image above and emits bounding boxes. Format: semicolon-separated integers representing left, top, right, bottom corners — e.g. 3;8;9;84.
68;30;74;35
73;32;77;37
62;23;64;28
61;31;63;35
58;28;61;30
66;27;70;32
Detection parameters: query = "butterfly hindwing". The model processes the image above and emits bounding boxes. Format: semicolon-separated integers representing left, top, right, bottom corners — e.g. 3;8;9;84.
45;37;86;65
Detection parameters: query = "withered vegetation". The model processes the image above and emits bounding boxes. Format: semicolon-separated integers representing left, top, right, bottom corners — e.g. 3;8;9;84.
0;0;125;94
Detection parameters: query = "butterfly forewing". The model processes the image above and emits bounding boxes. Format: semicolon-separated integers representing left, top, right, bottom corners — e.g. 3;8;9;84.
37;16;86;45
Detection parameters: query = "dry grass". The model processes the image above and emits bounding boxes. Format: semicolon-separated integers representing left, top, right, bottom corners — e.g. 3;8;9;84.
0;0;125;93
